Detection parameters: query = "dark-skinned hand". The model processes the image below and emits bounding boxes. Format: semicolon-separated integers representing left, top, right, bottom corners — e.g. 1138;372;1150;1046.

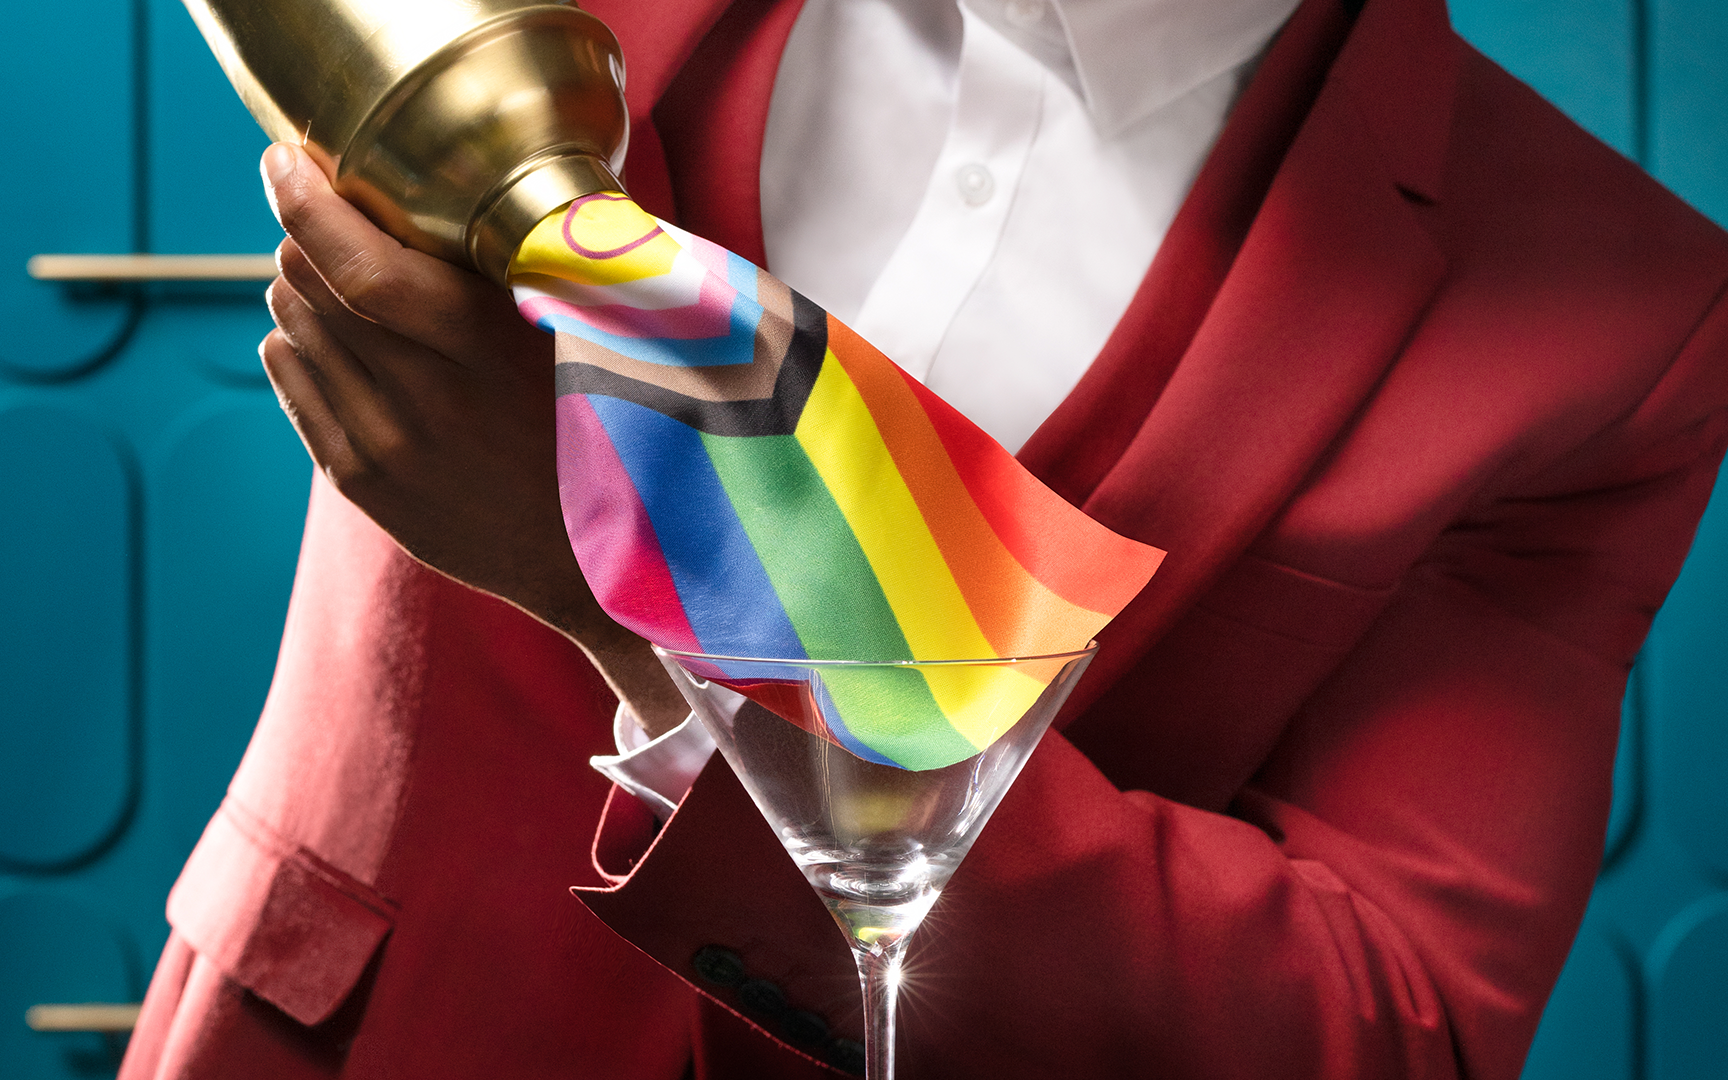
257;142;688;737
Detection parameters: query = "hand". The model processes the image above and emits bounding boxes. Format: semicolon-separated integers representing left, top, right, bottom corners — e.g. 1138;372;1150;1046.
258;142;687;737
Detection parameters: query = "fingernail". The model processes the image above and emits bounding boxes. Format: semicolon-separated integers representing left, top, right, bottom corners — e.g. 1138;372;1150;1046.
262;143;297;187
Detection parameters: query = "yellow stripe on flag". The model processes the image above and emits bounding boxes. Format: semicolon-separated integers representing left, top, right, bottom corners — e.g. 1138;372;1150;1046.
796;355;991;659
795;355;1044;748
920;663;1049;751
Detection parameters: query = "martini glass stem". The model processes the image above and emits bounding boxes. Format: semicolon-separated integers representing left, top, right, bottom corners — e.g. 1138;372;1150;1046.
853;935;911;1080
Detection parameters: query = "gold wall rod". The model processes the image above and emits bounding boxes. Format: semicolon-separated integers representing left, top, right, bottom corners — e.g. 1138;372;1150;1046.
27;254;278;281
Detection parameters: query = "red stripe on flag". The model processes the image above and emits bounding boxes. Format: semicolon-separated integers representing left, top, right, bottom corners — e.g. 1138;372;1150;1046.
824;319;1106;654
896;368;1163;617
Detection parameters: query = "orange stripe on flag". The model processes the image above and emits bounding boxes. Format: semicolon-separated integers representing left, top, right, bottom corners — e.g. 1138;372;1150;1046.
893;362;1161;617
825;318;1128;656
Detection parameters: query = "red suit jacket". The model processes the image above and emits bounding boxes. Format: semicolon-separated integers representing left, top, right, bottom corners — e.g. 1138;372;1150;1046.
121;0;1728;1076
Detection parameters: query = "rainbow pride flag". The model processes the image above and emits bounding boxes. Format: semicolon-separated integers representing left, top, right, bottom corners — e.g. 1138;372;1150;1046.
511;193;1163;770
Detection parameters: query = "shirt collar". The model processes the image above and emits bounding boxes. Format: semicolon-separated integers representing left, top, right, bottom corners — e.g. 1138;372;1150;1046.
962;0;1304;136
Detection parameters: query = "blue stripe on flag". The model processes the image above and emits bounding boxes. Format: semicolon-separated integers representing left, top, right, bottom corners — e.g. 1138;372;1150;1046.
588;395;806;659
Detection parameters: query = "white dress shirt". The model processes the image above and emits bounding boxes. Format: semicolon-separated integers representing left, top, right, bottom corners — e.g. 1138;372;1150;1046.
597;0;1299;806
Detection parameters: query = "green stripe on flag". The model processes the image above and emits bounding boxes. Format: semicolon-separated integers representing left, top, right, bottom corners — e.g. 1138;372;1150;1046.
700;430;979;769
820;667;983;771
700;431;911;661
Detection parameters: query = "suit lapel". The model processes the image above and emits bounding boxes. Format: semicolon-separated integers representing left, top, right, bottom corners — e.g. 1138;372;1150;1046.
577;0;732;219
1017;0;1353;506
1059;0;1460;718
578;0;805;235
649;0;809;264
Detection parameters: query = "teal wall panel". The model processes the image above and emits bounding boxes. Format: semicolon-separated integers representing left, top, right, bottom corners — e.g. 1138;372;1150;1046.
1649;895;1728;1080
1521;922;1637;1080
1450;0;1637;154
1648;483;1728;880
0;2;303;1073
146;0;280;256
0;892;138;1080
1603;670;1643;867
0;407;135;870
147;402;308;858
1453;3;1728;1078
0;0;138;378
144;0;281;384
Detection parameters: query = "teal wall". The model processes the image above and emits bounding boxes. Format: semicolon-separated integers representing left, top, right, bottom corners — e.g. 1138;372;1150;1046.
0;0;1724;1076
0;1;301;1074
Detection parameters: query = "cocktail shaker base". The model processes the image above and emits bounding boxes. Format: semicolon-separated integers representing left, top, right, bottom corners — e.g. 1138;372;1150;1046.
471;152;622;286
184;0;629;284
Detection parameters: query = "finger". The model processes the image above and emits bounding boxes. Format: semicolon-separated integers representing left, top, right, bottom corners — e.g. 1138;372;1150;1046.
266;274;379;403
266;276;410;463
276;237;429;380
259;327;360;481
273;236;343;319
261;143;543;364
274;237;497;428
262;141;417;316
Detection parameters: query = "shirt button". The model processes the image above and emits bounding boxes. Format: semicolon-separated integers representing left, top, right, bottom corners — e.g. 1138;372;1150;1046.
1005;0;1046;28
956;163;995;207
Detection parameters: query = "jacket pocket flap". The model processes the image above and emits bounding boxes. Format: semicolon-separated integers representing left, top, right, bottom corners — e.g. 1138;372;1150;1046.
167;800;396;1026
1198;552;1396;650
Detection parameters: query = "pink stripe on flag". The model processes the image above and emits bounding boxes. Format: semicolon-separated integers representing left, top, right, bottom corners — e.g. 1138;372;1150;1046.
555;393;702;652
520;275;740;341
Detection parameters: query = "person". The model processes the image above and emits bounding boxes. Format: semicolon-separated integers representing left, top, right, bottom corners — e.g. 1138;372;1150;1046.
120;0;1728;1076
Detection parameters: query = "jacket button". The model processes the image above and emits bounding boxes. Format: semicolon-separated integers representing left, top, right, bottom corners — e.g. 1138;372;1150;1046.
781;1008;829;1046
737;977;788;1018
691;945;746;987
827;1037;866;1075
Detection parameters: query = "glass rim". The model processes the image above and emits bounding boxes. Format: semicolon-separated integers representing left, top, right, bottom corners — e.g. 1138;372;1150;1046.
651;640;1099;668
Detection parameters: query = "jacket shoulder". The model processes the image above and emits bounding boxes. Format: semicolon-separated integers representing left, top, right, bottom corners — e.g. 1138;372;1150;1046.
1441;41;1728;296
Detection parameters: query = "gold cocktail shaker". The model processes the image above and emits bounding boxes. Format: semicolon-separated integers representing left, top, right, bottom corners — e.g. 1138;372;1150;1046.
183;0;629;285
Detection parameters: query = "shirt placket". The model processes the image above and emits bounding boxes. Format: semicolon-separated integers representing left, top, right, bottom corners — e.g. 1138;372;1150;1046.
851;6;1047;386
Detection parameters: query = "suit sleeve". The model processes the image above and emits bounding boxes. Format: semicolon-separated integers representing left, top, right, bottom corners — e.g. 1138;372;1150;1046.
573;300;1728;1080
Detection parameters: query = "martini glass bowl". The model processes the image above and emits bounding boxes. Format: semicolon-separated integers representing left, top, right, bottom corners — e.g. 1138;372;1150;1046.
655;643;1098;1080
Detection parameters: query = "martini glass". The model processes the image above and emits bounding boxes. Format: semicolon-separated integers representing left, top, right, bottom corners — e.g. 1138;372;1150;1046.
655;643;1098;1080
